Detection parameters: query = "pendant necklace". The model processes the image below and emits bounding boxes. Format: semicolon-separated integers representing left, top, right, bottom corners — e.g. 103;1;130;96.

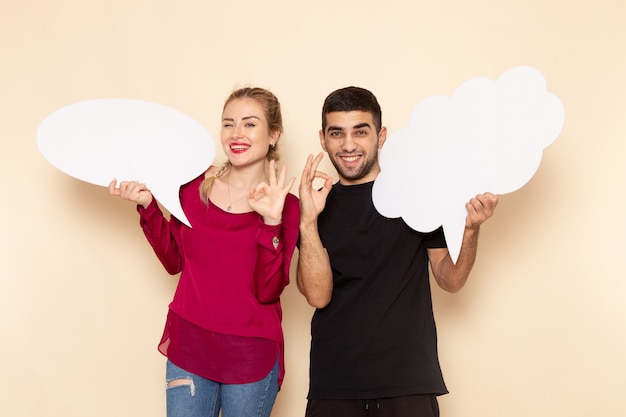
226;176;251;212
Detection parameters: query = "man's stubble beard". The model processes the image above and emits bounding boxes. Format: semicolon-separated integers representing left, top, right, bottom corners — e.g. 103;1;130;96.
330;146;380;182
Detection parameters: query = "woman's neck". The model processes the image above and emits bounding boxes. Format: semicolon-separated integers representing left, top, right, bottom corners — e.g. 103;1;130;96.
225;163;267;189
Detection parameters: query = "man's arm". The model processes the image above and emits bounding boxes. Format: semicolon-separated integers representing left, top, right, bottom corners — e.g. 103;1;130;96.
297;222;333;308
296;153;334;308
428;192;498;293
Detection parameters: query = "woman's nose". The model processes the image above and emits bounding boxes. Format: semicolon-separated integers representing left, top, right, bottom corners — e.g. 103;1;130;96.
233;123;244;138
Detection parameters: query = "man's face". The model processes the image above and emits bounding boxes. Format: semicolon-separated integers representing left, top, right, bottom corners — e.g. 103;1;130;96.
320;111;387;185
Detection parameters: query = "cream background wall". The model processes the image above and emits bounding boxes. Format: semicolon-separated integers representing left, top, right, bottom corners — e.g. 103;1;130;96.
1;1;625;416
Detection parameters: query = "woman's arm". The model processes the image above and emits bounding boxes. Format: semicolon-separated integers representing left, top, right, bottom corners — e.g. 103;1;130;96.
109;179;183;275
253;194;300;303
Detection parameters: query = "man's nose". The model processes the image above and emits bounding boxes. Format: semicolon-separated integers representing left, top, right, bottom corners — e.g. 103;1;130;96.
341;135;357;152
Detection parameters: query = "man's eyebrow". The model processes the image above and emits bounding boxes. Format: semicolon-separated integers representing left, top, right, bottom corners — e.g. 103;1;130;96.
327;122;371;132
327;125;344;132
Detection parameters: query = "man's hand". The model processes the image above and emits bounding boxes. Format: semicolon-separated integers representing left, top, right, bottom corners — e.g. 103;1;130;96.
465;192;498;229
299;153;333;226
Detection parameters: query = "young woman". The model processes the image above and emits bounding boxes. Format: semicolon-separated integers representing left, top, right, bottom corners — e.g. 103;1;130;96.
109;87;299;417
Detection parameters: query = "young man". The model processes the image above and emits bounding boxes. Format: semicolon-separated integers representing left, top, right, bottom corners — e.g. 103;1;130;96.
297;86;498;417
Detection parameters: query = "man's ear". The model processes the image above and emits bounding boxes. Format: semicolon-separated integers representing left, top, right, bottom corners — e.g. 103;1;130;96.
319;130;327;151
378;126;388;149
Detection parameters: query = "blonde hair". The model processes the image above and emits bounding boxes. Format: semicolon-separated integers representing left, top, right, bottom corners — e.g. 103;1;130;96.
199;87;283;203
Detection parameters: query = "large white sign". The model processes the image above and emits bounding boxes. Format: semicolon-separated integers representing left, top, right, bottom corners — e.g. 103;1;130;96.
373;66;565;263
37;98;216;227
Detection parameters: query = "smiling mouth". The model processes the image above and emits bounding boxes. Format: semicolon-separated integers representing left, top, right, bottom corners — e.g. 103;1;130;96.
339;154;362;163
230;144;250;152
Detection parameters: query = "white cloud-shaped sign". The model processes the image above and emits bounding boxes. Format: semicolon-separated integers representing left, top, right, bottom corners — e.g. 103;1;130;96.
37;98;216;227
372;66;565;263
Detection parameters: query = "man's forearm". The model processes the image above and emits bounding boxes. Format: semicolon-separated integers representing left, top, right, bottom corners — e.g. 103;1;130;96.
434;226;480;293
296;222;333;308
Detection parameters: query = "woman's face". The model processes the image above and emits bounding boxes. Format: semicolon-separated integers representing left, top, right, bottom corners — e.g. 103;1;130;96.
221;98;278;168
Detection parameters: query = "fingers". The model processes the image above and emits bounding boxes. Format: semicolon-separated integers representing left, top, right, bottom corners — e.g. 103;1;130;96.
300;153;332;188
315;170;334;185
267;160;295;192
301;154;314;180
469;192;497;207
268;159;278;184
108;179;120;195
300;154;314;191
466;192;498;227
276;163;287;187
470;193;498;213
310;152;324;173
301;153;324;181
310;153;332;183
480;192;499;210
285;175;296;194
110;180;148;201
252;181;268;196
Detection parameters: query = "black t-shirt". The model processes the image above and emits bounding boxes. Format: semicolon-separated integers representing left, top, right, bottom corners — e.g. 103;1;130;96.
309;181;448;399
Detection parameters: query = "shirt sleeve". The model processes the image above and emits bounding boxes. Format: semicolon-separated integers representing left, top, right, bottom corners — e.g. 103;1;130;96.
252;194;300;303
137;199;184;275
421;226;447;249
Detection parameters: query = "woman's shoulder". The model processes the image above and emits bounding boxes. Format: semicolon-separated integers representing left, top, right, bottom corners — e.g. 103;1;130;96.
181;167;217;189
204;165;220;178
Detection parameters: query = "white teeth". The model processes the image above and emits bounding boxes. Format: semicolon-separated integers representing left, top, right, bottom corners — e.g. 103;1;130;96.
342;156;360;162
231;145;249;150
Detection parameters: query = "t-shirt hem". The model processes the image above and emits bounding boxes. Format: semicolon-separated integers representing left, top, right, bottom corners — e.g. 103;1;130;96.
307;386;449;400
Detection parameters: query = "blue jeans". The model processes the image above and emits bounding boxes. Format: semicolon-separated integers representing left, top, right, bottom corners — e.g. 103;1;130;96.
165;359;279;417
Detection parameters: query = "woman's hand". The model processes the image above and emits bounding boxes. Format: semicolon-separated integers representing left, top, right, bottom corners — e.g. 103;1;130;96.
248;160;295;225
108;179;153;208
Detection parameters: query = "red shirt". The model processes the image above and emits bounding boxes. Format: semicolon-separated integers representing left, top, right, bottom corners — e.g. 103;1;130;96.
138;175;299;386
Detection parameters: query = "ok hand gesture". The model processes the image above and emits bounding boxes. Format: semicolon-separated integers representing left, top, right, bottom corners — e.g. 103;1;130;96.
299;153;333;227
249;160;296;226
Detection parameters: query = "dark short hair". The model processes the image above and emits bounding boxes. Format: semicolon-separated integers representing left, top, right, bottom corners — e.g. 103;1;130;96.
321;86;382;133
